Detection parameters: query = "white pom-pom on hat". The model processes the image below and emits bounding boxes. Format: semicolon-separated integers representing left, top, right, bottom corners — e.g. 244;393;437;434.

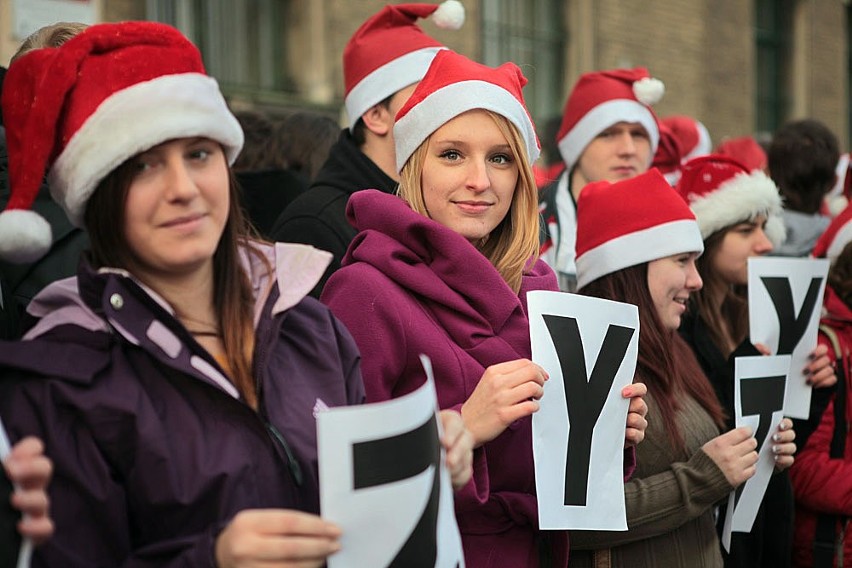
633;77;665;106
433;0;465;30
0;209;52;263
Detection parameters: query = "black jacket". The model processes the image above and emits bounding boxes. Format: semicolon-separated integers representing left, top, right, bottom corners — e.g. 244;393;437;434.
268;129;396;298
680;308;793;568
0;127;90;339
236;168;309;239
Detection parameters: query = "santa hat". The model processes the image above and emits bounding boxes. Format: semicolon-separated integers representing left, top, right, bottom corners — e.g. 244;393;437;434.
813;202;852;262
394;49;539;172
556;67;664;172
661;115;712;162
651;123;685;186
714;136;767;173
343;1;465;131
0;21;243;263
575;168;703;289
675;154;785;245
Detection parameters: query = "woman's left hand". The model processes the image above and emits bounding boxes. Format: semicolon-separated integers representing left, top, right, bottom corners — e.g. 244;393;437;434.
805;344;836;388
771;418;796;472
622;383;648;449
4;437;54;544
439;410;474;490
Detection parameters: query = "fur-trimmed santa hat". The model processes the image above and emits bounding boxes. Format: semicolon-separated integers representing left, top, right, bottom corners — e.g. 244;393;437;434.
575;168;703;289
343;1;464;131
556;67;664;172
675;154;785;245
394;49;539;172
813;202;852;262
0;21;243;263
714;136;767;173
651;123;685;186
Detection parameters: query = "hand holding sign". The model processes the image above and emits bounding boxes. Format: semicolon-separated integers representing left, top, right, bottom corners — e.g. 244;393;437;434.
460;359;548;448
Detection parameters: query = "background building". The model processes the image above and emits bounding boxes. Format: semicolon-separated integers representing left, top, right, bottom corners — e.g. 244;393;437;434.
1;0;849;149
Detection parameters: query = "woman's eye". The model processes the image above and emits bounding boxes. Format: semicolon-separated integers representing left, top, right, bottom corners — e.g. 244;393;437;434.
440;150;461;160
491;154;513;165
189;148;212;160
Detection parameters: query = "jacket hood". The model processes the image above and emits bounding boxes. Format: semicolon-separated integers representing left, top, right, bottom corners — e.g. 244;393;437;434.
343;189;555;332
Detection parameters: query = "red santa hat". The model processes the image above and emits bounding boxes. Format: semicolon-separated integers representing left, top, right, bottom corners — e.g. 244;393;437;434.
651;123;685;186
556;67;664;172
394;49;539;172
713;136;767;173
0;21;243;263
813;202;852;262
675;154;785;246
343;1;465;131
661;115;712;162
575;168;703;289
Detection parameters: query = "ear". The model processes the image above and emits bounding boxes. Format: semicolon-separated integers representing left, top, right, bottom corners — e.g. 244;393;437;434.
361;103;393;137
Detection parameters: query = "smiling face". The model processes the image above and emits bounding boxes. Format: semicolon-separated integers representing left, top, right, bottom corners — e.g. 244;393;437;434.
573;121;652;195
123;137;229;283
710;215;774;286
647;252;703;330
420;109;519;243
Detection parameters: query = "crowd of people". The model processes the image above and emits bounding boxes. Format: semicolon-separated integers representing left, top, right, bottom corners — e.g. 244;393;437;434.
0;1;850;567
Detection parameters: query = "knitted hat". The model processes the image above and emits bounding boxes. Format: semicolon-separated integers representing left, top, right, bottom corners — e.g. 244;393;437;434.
556;67;664;172
714;136;767;173
813;203;852;262
661;115;712;162
651;123;685;186
675;154;785;245
575;168;703;289
0;21;243;263
343;1;465;131
394;49;539;172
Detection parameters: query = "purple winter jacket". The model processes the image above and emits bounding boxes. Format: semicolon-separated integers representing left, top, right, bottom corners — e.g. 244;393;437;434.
0;243;364;567
323;190;636;567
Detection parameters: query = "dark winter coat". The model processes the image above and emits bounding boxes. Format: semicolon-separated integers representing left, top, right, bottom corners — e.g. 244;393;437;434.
0;242;364;567
268;129;396;298
680;308;794;568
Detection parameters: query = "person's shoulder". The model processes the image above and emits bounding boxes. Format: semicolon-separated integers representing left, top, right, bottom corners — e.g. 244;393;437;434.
280;183;349;219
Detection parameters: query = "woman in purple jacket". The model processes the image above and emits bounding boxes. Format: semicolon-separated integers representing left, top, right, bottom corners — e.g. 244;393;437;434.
322;49;648;567
0;22;473;568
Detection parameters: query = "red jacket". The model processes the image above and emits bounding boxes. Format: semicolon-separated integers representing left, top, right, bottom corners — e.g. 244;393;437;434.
790;286;852;567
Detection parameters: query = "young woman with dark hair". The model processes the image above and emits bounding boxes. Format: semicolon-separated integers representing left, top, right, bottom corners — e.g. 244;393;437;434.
566;168;794;568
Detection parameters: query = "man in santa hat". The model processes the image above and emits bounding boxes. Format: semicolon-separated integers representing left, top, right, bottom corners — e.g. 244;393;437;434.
269;1;464;298
539;68;664;292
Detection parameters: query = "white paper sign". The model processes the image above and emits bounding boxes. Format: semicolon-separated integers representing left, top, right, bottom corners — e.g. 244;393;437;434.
528;290;638;530
721;355;790;551
0;417;32;568
317;356;464;568
748;257;828;418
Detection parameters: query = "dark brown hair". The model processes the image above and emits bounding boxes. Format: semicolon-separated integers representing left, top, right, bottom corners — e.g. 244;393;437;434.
692;228;749;358
84;152;266;408
580;264;726;453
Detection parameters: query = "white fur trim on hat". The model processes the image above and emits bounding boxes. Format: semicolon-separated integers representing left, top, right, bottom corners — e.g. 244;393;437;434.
827;221;852;261
48;73;244;228
686;170;786;246
432;0;465;29
0;209;53;263
345;46;445;131
557;99;659;171
576;219;704;289
394;79;539;172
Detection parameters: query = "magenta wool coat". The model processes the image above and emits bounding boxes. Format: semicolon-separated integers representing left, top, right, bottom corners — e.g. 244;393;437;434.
323;190;636;567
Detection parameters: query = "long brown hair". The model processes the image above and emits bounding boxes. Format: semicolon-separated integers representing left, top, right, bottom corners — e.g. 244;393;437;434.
397;110;540;293
580;264;725;453
84;153;267;408
692;228;749;359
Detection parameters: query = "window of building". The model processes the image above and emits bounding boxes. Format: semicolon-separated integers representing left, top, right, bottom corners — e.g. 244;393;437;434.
146;0;292;94
754;0;793;133
480;0;565;126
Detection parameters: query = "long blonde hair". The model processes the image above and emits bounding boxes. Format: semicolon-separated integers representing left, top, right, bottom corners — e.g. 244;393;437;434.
396;110;540;293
